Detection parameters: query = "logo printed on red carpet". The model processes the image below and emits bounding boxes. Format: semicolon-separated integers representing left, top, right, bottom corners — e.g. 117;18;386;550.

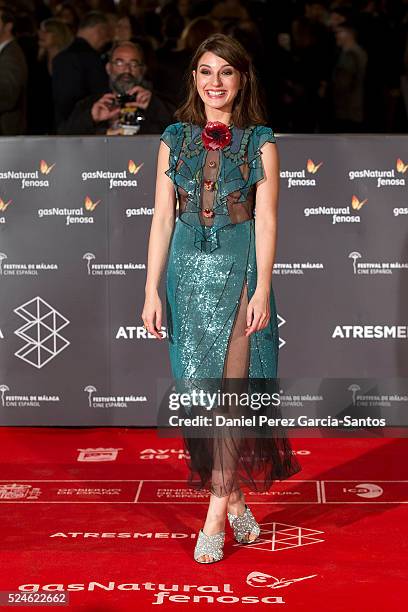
247;571;318;589
235;522;325;552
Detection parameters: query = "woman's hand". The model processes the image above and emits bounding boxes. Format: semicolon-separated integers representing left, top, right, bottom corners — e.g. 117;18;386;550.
141;290;164;340
245;287;270;336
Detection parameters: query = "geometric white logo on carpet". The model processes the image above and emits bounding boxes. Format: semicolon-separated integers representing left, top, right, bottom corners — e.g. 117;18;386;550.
233;521;325;552
14;296;70;368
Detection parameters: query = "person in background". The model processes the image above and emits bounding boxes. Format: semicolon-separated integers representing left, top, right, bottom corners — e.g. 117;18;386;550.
330;21;368;132
38;17;73;74
154;16;219;110
114;13;145;42
52;10;111;128
118;0;162;47
0;3;28;135
54;1;81;34
27;17;73;134
57;40;175;135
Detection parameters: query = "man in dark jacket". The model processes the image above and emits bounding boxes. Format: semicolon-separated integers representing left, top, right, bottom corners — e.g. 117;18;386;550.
52;11;111;129
58;41;176;135
0;3;28;135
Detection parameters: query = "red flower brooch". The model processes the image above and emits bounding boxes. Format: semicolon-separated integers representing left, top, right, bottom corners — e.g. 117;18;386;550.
201;121;232;151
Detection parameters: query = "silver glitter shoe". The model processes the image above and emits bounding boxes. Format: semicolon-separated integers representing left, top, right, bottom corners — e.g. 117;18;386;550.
194;528;225;563
227;504;260;544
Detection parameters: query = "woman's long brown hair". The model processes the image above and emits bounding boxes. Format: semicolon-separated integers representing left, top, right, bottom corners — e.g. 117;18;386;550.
174;33;268;129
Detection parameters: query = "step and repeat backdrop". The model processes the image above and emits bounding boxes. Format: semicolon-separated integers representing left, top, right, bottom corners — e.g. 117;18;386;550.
0;134;407;425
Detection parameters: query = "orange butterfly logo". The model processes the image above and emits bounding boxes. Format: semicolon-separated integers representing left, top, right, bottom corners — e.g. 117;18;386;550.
40;160;56;174
396;158;408;173
128;160;144;174
306;159;323;174
0;198;12;211
351;195;368;210
84;196;101;211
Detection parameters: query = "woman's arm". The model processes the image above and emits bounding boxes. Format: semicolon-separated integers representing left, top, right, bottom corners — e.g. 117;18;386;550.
245;141;280;336
142;141;176;339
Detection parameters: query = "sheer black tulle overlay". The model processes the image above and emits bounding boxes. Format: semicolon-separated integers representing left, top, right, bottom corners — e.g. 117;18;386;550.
179;279;302;498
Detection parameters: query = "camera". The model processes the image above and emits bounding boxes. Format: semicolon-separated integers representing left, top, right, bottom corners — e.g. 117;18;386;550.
116;92;136;107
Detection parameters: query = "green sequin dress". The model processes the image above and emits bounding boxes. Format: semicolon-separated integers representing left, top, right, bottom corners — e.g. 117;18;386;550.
160;122;301;497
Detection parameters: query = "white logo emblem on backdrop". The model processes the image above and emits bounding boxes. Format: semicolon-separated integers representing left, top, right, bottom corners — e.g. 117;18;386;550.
82;252;145;275
84;386;147;408
348;383;360;405
14;297;70;368
84;386;96;406
0;252;7;273
77;448;123;462
0;384;9;407
235;521;324;552
349;251;362;274
348;250;408;275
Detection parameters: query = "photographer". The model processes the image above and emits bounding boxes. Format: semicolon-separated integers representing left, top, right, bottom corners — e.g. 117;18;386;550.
57;40;175;135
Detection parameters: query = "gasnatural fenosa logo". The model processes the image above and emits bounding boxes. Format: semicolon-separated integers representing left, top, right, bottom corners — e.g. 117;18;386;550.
81;159;144;189
348;157;408;187
304;195;368;224
0;159;56;189
37;196;102;225
281;158;324;188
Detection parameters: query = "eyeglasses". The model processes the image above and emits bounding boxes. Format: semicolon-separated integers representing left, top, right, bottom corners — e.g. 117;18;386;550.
111;59;144;69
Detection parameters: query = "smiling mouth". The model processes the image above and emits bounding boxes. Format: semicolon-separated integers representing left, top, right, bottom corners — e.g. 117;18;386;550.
205;90;227;98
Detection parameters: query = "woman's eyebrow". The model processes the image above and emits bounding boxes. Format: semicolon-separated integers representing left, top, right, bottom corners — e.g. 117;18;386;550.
198;63;233;68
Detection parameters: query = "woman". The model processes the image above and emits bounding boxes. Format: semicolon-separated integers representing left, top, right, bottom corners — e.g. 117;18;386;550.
38;17;73;74
141;33;301;564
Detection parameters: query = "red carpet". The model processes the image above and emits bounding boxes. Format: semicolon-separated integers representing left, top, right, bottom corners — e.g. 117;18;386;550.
0;427;406;610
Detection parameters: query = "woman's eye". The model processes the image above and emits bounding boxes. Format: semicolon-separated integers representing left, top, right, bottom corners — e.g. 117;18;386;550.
199;70;233;75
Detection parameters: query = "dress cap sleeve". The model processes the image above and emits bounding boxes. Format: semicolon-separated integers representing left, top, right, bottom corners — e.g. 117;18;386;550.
257;125;276;148
160;123;183;183
160;122;180;149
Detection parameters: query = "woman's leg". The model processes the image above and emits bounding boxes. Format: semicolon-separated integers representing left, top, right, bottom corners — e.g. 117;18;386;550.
196;281;255;561
196;493;228;562
222;281;258;542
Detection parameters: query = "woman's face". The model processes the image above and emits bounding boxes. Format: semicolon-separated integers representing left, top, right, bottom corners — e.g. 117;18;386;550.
38;26;56;50
115;16;132;42
193;51;242;115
